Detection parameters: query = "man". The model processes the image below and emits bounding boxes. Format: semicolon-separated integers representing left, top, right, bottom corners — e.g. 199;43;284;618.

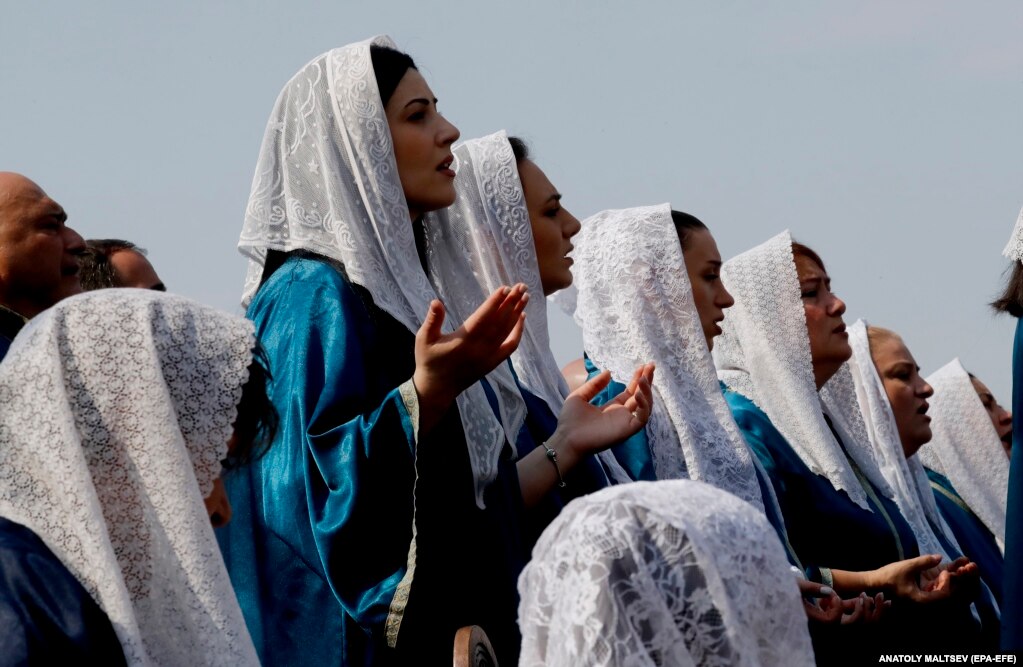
0;172;84;359
79;239;166;291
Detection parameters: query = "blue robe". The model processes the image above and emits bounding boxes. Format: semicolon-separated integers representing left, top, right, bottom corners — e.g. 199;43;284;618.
0;517;126;666
217;256;534;666
1004;318;1023;650
725;387;985;654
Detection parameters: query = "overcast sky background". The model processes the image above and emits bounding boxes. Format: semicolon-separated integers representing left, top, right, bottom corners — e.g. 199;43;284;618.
3;1;1021;400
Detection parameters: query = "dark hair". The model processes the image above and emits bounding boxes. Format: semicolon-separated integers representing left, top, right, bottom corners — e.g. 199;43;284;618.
223;346;279;471
370;44;417;108
670;210;708;252
79;239;146;290
992;263;1023;318
508;136;531;165
791;241;827;273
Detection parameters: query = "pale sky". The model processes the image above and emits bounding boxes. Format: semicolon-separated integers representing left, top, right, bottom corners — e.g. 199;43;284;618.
3;1;1021;399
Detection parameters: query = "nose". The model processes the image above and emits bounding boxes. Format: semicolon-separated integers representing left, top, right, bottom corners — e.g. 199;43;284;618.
999;407;1013;426
563;208;581;239
829;294;847;318
919;380;934;399
64;225;86;254
717;284;735;309
438;115;460;147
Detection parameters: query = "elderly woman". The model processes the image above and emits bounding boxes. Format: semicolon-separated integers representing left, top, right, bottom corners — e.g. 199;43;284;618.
0;290;276;665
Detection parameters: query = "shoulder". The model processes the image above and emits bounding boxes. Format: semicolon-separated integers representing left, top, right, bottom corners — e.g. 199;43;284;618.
250;255;377;327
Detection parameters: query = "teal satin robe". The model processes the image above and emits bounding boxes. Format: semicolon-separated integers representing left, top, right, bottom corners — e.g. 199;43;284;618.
217;257;534;666
1004;318;1023;650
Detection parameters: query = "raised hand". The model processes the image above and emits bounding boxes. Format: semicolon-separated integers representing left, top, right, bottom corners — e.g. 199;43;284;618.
554;363;655;459
413;284;527;431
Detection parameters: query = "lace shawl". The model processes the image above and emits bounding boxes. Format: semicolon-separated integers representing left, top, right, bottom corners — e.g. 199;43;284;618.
517;480;815;667
0;290;259;666
919;359;1008;551
821;320;960;561
563;204;764;509
1002;206;1023;262
237;37;519;506
714;230;883;510
423;130;629;482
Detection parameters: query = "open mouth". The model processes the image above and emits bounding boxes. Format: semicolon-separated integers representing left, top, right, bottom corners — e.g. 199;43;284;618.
1001;431;1013;446
437;156;455;176
917;404;930;421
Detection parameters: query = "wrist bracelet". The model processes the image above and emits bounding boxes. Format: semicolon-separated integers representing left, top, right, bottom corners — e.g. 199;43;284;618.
541;441;567;489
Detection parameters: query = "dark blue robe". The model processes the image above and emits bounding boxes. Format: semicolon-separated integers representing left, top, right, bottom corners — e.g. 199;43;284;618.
0;516;126;666
1004;318;1023;650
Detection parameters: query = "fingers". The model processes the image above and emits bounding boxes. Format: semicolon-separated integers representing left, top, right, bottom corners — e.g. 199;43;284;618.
464;284;527;333
906;553;943;574
496;312;526;359
840;595;865;625
571;369;613;403
417;300;445;345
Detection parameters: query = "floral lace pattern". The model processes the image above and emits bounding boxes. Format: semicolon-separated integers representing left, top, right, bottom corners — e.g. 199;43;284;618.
518;480;815;667
919;359;1008;550
821;320;959;561
237;37;514;507
566;204;764;510
0;290;258;666
1002;206;1023;262
713;230;870;509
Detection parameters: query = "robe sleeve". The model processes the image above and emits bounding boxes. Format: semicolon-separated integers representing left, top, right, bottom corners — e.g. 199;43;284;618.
585;360;656;482
248;261;421;640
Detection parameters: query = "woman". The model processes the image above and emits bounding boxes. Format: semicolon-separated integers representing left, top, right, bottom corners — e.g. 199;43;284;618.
0;289;271;665
222;39;650;665
423;131;651;511
715;232;979;654
920;359;1007;606
517;480;816;667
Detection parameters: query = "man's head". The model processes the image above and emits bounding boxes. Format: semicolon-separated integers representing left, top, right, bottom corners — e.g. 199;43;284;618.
0;172;84;317
80;239;165;291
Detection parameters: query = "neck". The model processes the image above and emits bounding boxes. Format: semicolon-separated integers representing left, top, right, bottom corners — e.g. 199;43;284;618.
812;363;839;391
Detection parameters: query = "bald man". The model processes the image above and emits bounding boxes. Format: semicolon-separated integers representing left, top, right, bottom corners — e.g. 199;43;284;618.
80;239;166;291
0;172;84;359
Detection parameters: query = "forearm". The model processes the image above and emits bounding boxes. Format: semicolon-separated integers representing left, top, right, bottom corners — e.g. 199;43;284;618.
516;433;580;509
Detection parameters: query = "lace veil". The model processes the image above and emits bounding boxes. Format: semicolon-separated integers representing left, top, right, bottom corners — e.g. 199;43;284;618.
820;320;959;561
237;37;520;506
1002;206;1023;262
714;230;884;510
517;480;815;667
563;204;764;509
0;290;259;666
919;359;1008;550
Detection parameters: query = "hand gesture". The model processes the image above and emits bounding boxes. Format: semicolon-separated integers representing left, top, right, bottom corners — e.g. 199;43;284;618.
413;285;527;416
554;364;655;459
871;554;977;604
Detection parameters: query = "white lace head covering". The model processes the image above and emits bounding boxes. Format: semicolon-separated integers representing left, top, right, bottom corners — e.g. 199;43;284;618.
237;37;520;506
713;230;884;510
563;204;764;509
518;480;815;667
820;320;959;561
0;289;259;666
1001;206;1023;262
919;359;1008;550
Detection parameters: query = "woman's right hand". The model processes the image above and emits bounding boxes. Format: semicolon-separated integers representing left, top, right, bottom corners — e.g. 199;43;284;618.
413;285;528;419
867;554;977;604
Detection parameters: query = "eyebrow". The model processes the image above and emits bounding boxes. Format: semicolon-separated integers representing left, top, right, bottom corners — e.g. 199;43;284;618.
545;193;562;205
708;259;723;267
403;97;436;109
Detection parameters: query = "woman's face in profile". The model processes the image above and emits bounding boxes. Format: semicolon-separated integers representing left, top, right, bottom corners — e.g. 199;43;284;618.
970;376;1012;457
383;69;461;220
682;228;734;351
794;254;851;385
871;335;934;458
518;159;581;296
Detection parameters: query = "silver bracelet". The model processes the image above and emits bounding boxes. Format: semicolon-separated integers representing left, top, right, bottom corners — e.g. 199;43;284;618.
542;441;566;489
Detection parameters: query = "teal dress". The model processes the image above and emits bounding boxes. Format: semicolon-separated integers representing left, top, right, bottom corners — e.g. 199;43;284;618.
1004;318;1023;650
217;256;533;666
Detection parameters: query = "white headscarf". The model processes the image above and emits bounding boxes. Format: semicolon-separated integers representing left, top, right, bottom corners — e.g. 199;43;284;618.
1002;206;1023;262
0;290;259;666
561;204;765;510
518;480;815;667
237;37;521;506
713;231;886;510
820;320;959;561
919;359;1008;551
